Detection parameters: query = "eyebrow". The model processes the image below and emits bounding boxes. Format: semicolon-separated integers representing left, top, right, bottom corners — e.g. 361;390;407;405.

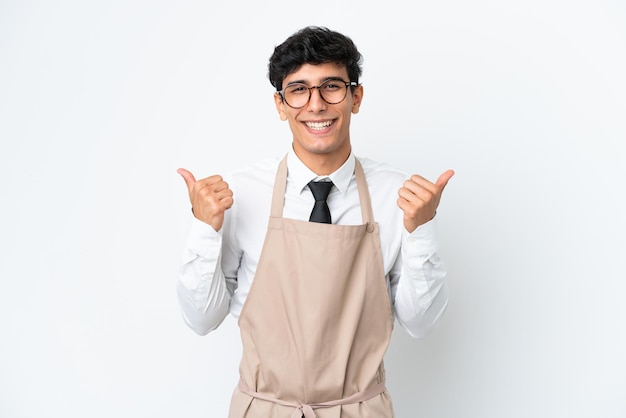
285;76;347;87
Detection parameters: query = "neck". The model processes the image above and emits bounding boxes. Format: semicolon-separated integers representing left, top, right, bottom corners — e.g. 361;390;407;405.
295;150;350;176
292;144;352;176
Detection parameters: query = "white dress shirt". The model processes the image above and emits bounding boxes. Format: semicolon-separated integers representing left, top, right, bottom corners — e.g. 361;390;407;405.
177;150;448;339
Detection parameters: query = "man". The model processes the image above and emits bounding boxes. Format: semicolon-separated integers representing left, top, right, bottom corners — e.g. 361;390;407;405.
177;26;454;418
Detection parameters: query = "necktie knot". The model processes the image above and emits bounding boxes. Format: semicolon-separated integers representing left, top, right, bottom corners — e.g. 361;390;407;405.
308;181;333;201
308;181;333;223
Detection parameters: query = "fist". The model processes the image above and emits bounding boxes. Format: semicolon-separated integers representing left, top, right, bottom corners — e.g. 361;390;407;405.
397;169;454;233
177;168;234;232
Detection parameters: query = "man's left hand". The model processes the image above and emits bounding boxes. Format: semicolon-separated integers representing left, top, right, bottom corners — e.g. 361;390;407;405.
397;170;455;233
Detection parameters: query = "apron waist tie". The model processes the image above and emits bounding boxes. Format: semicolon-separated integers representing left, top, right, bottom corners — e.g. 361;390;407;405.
238;378;387;418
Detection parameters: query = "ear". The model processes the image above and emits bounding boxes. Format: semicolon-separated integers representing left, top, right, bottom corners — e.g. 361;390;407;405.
351;84;364;114
274;93;288;121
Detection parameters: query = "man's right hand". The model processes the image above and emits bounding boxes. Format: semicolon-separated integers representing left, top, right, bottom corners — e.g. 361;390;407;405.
177;168;234;232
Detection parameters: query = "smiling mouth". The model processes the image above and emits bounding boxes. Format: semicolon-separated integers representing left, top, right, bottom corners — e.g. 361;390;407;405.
304;120;334;130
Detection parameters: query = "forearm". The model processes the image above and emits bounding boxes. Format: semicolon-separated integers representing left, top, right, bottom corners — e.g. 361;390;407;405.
392;218;449;338
177;217;232;335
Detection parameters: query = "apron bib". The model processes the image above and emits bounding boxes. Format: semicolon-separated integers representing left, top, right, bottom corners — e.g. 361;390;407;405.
229;156;395;418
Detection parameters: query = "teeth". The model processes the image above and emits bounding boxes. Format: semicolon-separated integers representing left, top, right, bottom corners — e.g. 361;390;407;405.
305;120;332;130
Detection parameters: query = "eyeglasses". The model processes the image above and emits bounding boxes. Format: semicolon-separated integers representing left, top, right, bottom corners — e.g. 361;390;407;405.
278;79;358;109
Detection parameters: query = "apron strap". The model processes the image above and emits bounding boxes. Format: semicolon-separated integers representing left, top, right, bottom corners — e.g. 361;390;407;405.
270;155;289;218
270;154;376;225
353;157;374;224
238;379;387;418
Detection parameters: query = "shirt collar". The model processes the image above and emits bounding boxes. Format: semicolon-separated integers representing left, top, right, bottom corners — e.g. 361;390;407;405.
287;149;355;196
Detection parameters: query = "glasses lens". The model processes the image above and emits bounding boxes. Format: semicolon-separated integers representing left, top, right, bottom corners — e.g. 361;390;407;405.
284;83;309;108
318;79;348;104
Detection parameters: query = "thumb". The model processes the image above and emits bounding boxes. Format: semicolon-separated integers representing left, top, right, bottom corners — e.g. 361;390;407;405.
436;169;455;191
177;168;196;191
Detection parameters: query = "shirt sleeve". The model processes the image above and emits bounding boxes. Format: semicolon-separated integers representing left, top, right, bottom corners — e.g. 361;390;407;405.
176;216;233;335
390;216;449;338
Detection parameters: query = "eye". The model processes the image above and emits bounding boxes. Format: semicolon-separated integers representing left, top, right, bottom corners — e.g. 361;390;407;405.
286;84;308;95
322;81;342;91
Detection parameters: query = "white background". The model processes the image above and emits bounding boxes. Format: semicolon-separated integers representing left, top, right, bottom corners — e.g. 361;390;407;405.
1;0;625;417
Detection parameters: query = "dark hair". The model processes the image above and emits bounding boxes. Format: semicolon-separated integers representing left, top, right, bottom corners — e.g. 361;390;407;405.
268;26;363;91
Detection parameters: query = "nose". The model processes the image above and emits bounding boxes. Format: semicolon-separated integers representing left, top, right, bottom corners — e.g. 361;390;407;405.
306;87;327;112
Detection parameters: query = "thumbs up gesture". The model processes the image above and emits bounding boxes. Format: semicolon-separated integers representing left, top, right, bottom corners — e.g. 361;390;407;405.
177;168;234;232
397;170;455;233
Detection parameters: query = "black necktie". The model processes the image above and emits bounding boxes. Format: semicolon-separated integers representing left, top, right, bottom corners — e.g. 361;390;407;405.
308;181;333;224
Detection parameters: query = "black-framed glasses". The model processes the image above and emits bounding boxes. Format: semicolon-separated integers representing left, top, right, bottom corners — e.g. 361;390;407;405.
278;79;358;109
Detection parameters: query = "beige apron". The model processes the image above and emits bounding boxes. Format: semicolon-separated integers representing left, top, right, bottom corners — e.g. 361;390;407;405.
229;156;395;418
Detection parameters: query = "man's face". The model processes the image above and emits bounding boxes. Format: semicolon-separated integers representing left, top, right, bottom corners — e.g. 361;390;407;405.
274;62;363;172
